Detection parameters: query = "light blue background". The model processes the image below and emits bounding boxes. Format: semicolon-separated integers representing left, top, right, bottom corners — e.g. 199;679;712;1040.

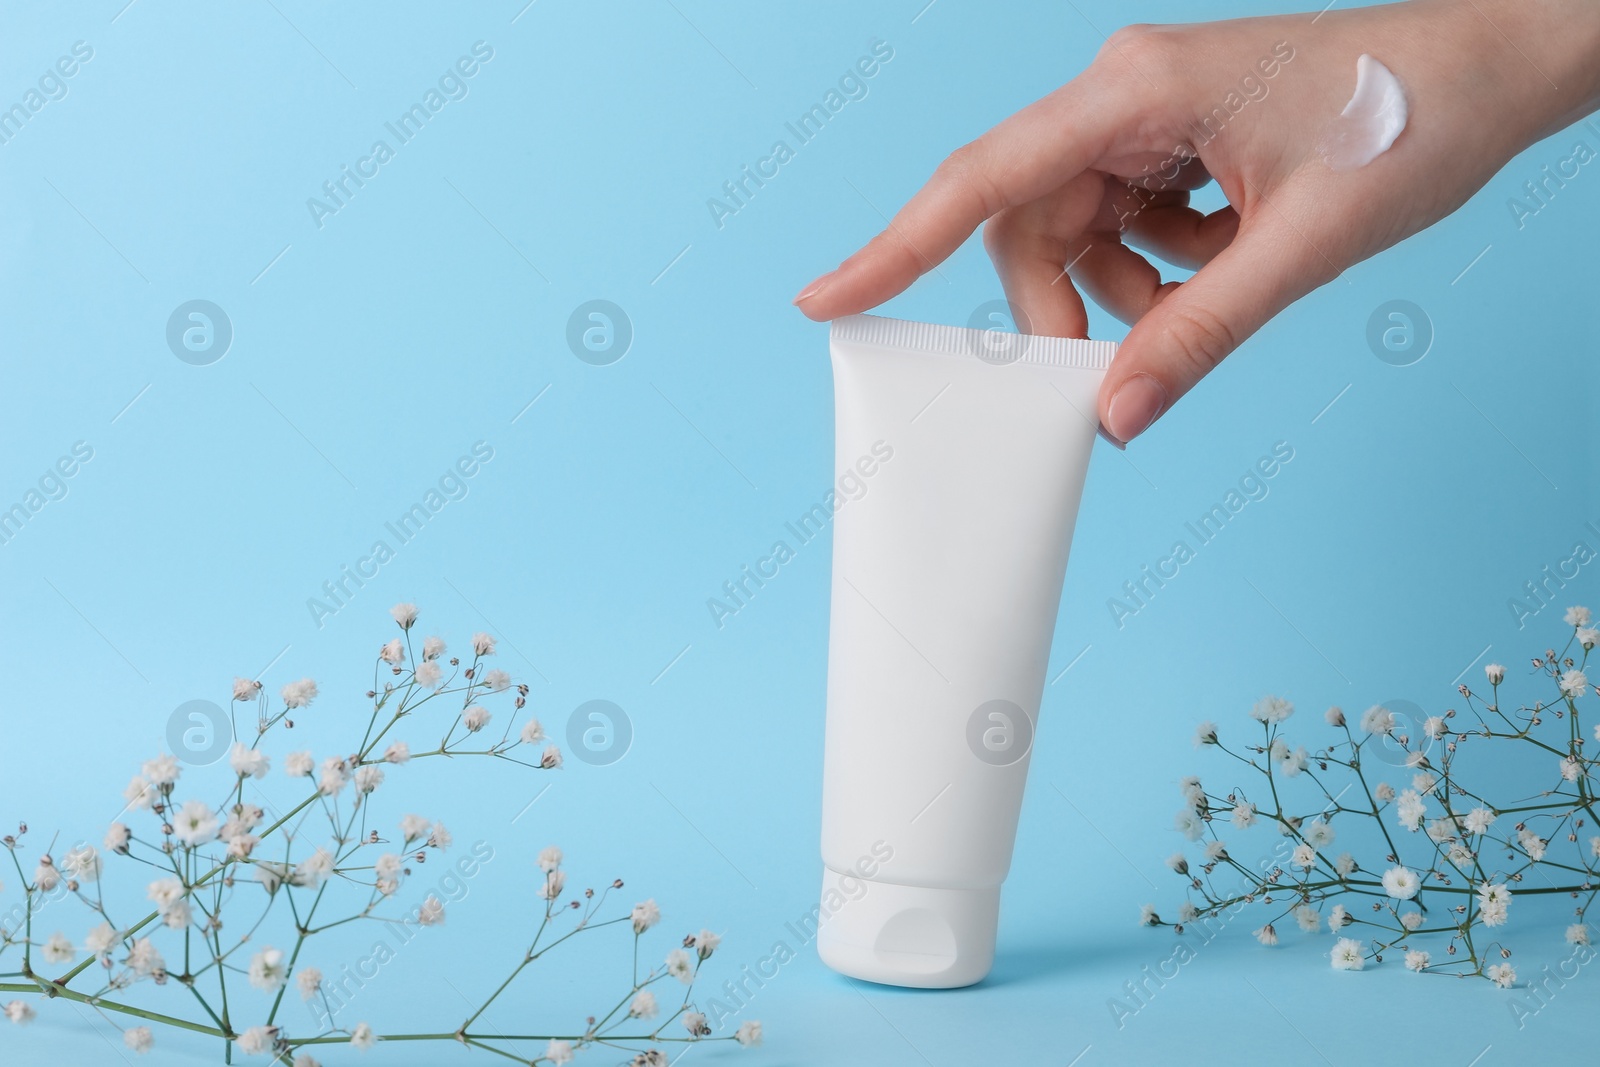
1;0;1597;1063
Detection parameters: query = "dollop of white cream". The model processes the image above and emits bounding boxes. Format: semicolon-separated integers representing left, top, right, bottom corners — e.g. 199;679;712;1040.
1322;54;1408;170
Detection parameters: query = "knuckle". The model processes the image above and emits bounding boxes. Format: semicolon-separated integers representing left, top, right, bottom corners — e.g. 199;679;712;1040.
1100;23;1175;68
1160;303;1238;376
937;139;1007;217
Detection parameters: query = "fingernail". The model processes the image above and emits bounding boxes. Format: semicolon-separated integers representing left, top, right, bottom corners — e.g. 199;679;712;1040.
1104;373;1168;444
1097;424;1126;451
793;270;835;306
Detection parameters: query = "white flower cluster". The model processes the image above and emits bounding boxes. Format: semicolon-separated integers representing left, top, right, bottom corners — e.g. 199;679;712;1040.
0;605;759;1062
1145;608;1600;986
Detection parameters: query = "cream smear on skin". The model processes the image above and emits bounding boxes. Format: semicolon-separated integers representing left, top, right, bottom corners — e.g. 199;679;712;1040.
1322;54;1408;170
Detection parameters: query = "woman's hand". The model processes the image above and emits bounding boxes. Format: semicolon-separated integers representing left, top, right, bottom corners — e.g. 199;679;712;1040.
794;0;1600;445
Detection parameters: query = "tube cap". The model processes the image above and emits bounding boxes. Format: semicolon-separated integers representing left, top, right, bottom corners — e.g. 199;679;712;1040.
815;868;999;988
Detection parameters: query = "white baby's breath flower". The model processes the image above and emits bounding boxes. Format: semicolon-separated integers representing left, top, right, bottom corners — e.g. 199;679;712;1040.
281;678;318;708
1404;949;1430;972
390;603;419;629
85;922;119;957
1193;721;1217;747
401;814;430;842
632;899;661;934
537;845;563;872
1291;843;1317;869
297;967;323;1000
230;743;270;779
1447;843;1474;867
1254;924;1278;946
33;861;60;893
1330;937;1364;970
1278;745;1309;777
355;766;384;794
1231;802;1256;829
127;937;165;977
428;823;453;850
1561;669;1589;699
380;638;404;665
666;948;694;983
143;753;181;787
237;1026;276;1055
1166;853;1189;875
1400;911;1423;930
1360;705;1395;735
1204;840;1227;861
540;745;563;769
1294;905;1319;932
1562;757;1582;782
1396;789;1425;831
233;677;262;702
41;931;75;965
1382;865;1420;900
1518;827;1547;862
545;1040;575;1065
1566;606;1592;627
1303;820;1335;849
248;947;287;991
418;895;445;926
1178;775;1204;805
1423;715;1447;740
629;990;659;1019
1413;771;1437;795
695;929;722;960
681;1011;710;1037
285;751;314;777
296;848;335;888
5;1000;36;1025
63;844;100;882
318;757;349;797
1174;809;1205;841
735;1020;763;1047
1567;923;1591;946
520;718;546;744
483;669;512;692
539;870;566;901
350;1021;376;1050
1328;904;1351;929
422;636;446;661
1139;904;1159;926
1579;627;1599;650
1325;706;1345;727
471;632;497;656
384;741;410;765
1251;695;1293;724
463;706;491;732
105;822;131;852
1177;901;1199;923
124;1025;154;1053
374;854;403;892
1334;853;1357;877
1485;663;1505;685
1486;962;1516;988
172;799;219;847
1425;818;1455;844
414;661;443;689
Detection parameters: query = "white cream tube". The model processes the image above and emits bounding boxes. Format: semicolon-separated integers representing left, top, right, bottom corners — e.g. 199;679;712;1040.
818;313;1115;988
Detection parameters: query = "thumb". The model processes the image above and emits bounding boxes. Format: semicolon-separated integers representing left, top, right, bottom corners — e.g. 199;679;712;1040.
1098;212;1338;445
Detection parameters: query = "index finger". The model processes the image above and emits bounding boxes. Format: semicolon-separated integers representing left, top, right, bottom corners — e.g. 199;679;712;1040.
793;77;1131;321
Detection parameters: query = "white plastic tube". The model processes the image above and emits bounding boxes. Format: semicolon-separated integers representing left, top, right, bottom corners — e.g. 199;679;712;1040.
818;313;1115;988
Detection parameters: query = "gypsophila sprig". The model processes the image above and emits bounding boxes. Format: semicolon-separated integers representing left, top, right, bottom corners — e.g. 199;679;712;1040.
0;605;760;1063
1145;609;1600;986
